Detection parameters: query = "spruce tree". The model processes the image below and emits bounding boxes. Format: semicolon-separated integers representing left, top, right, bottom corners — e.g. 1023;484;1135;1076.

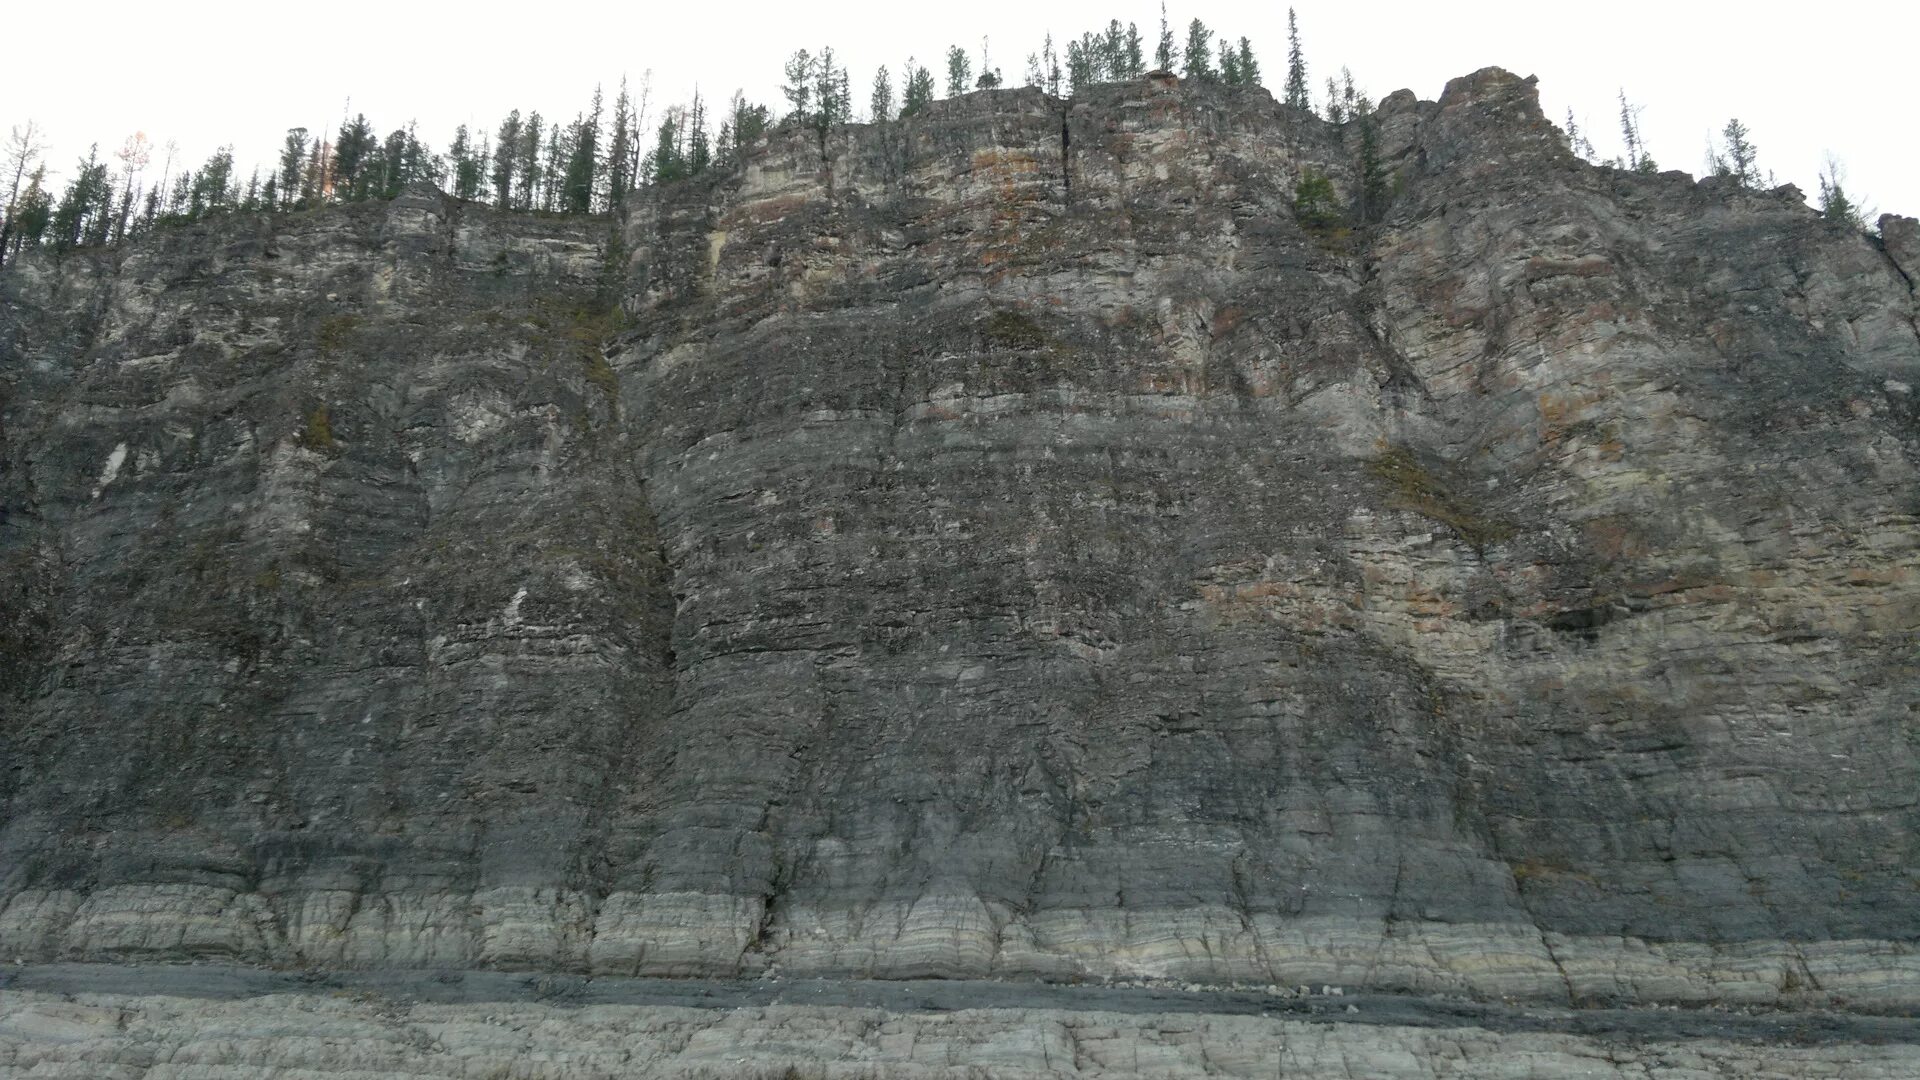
814;48;851;132
492;112;521;206
1067;40;1093;93
52;145;109;247
1709;118;1760;189
1183;19;1215;81
8;167;51;257
332;114;376;201
782;50;814;125
902;60;936;116
1617;91;1656;173
562;86;603;214
651;108;684;184
279;128;309;209
518;113;544;209
946;45;972;96
1218;41;1241;86
871;66;894;122
606;79;635;209
1354;96;1391;224
449;124;483;200
1817;156;1865;230
1284;9;1310;110
1236;38;1259;86
1155;3;1175;70
1125;23;1145;77
540;124;566;212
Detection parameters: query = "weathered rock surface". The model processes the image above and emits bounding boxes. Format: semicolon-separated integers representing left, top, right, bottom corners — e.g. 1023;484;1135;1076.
2;65;1917;1061
4;969;1919;1078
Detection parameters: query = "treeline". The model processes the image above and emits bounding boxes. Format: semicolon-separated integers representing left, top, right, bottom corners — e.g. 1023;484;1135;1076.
0;6;1878;267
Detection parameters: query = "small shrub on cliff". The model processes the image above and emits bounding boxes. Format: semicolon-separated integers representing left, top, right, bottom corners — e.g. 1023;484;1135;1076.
1293;169;1340;228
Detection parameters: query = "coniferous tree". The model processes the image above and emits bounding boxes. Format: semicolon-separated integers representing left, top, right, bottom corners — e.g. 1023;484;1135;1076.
1817;155;1866;231
1563;110;1597;162
1236;38;1259;86
1709;117;1761;189
1024;53;1042;88
1219;41;1241;85
540;124;566;212
8;166;51;257
721;91;769;166
1155;3;1175;70
1042;34;1062;95
1182;20;1215;81
975;37;1002;89
1099;21;1124;78
813;49;851;133
606;78;635;207
946;45;972;96
1284;8;1310;110
1125;23;1145;77
562;86;602;213
52;145;110;248
332;114;377;200
111;132;150;241
1067;39;1094;93
1353;95;1391;224
0;120;47;266
492;111;521;206
687;92;711;175
517;113;543;209
902;60;935;116
259;173;278;217
650;108;684;184
189;146;235;216
449;124;483;200
1617;91;1656;173
279;128;309;208
871;66;894;122
1324;76;1344;122
302;138;325;202
782;50;814;124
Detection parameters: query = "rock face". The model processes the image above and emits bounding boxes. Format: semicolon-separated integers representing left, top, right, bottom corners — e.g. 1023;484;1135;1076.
3;64;1918;1038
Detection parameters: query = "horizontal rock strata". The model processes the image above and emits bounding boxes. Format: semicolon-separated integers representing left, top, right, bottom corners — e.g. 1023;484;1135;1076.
2;68;1916;1024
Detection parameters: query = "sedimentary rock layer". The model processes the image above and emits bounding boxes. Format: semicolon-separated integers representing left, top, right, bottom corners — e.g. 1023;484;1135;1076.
2;68;1916;1016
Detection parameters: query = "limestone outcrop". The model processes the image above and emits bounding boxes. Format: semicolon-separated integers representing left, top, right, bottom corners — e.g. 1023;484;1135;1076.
2;68;1916;1070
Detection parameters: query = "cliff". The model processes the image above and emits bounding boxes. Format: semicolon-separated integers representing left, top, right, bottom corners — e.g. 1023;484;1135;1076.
2;68;1918;1074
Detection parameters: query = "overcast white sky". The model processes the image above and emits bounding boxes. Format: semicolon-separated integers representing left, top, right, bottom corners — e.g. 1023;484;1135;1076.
4;1;1913;218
